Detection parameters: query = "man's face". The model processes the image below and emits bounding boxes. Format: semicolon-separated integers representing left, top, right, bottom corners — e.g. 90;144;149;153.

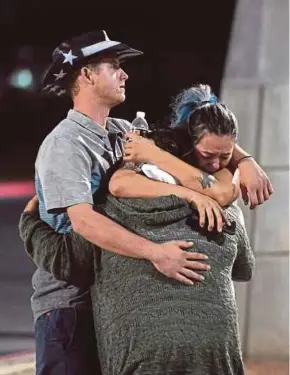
91;57;128;107
193;133;234;173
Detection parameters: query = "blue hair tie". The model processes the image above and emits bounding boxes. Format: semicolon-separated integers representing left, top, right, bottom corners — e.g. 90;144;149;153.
171;89;218;129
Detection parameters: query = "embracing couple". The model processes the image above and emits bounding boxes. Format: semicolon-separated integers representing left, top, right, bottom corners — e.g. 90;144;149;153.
19;29;273;375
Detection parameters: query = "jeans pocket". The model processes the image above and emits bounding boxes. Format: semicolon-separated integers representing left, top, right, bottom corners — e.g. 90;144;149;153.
45;308;76;351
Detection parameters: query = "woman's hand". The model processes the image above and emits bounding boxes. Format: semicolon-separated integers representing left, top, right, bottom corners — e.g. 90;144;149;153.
123;132;160;164
238;158;274;209
187;191;229;232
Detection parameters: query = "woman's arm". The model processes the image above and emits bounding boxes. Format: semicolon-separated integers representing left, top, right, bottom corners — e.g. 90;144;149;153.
19;210;95;287
231;205;255;281
123;134;239;206
110;165;240;208
230;144;274;209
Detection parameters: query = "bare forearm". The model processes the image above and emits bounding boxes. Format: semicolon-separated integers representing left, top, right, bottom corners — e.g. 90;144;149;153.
69;206;160;261
109;169;194;201
147;149;204;189
146;149;238;205
211;168;240;206
111;167;238;207
230;144;251;169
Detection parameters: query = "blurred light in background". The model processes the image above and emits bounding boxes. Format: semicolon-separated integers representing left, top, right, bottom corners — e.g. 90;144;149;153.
0;181;35;200
5;46;44;93
8;68;34;90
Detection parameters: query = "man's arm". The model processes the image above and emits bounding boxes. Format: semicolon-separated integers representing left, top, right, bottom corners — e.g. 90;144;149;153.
123;133;239;206
35;137;210;285
66;201;211;280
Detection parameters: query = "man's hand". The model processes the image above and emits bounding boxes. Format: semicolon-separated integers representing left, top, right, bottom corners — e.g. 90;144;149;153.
124;132;160;164
24;195;39;213
152;241;210;285
187;191;229;232
238;158;274;209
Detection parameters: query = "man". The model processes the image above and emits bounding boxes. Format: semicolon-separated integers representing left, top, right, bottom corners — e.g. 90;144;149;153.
29;30;231;375
22;29;273;375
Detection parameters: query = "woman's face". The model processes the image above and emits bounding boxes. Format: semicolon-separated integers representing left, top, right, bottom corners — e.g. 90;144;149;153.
193;133;234;173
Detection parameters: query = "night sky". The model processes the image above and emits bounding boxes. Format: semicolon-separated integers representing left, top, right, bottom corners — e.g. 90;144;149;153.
0;0;236;180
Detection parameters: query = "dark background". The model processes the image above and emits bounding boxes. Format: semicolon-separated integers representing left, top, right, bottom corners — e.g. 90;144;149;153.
0;0;237;355
0;0;237;181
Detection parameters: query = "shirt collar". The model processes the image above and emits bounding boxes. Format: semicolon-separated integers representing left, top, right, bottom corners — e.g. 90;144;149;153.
67;109;109;137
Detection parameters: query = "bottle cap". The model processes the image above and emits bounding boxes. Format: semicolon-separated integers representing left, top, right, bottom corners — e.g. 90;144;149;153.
136;111;145;119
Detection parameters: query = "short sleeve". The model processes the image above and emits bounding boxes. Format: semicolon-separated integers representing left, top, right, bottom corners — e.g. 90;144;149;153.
36;137;95;212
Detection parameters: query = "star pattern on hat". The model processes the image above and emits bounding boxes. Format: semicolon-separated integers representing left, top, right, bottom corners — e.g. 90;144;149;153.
53;69;67;80
61;50;77;65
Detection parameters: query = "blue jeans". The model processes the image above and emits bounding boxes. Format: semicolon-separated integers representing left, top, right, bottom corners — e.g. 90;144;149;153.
35;307;101;375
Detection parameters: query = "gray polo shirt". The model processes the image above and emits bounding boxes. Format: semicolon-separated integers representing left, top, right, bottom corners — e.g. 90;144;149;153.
32;109;130;322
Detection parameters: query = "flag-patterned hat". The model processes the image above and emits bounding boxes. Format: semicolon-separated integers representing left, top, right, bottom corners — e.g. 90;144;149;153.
42;30;143;96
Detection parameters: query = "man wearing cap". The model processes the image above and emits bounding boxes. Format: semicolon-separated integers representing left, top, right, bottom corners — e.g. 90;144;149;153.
24;29;273;375
30;30;216;375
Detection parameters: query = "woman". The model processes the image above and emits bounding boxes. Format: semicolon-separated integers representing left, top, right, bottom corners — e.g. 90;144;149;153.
20;84;254;375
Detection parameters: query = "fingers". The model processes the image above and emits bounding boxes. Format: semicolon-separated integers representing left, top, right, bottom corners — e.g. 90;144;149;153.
198;206;206;228
123;144;133;160
263;178;274;202
197;204;225;232
184;259;210;271
263;184;270;201
123;144;133;153
179;268;205;282
125;132;141;140
173;240;195;249
205;206;215;231
184;251;208;260
242;174;274;210
174;273;194;285
257;188;265;205
174;259;211;285
267;179;274;195
212;206;224;232
249;179;274;209
248;189;259;210
241;186;249;206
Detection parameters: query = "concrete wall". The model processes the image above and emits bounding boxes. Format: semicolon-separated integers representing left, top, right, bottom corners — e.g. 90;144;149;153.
221;0;289;360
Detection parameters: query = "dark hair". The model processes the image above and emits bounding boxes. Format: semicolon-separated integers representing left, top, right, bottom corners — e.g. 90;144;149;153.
171;84;238;144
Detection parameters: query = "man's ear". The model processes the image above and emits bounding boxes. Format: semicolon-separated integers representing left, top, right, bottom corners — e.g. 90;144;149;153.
80;66;93;83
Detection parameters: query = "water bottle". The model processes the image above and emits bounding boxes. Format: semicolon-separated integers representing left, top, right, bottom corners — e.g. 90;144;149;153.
131;111;149;133
131;112;179;185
